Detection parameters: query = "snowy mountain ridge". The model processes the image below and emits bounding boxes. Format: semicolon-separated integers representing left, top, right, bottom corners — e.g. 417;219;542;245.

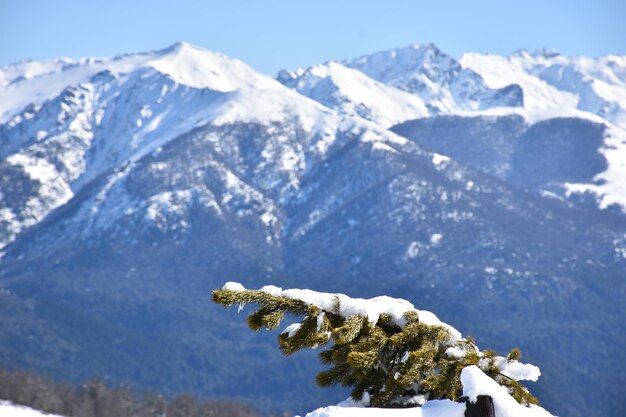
0;41;277;122
342;43;525;113
0;42;360;248
277;61;430;127
461;49;626;126
278;43;626;216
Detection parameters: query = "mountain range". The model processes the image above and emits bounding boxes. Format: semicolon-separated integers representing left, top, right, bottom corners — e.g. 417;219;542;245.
0;42;625;417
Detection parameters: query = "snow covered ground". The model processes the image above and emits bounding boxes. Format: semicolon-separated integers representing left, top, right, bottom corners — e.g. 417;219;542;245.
0;401;64;417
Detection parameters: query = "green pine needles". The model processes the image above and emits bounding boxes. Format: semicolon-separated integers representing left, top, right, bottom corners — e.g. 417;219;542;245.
212;284;539;408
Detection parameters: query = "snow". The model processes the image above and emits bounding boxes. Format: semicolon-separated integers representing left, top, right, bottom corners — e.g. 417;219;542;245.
564;125;626;212
278;61;429;127
496;358;541;382
0;42;273;123
0;401;65;417
405;241;422;259
223;281;246;291
445;346;466;359
372;141;399;154
0;41;357;247
344;43;523;113
460;52;578;111
460;50;626;128
2;40;626;249
1;153;74;248
432;153;450;166
144;190;194;231
461;366;553;417
282;323;302;338
430;233;443;245
301;400;465;417
224;283;463;342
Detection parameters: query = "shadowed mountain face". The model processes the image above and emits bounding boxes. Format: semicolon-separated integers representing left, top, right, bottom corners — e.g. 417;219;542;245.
1;43;626;417
392;116;611;205
393;116;606;178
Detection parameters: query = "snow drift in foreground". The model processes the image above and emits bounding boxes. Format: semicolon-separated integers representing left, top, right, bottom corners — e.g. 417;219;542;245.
301;367;554;417
0;401;64;417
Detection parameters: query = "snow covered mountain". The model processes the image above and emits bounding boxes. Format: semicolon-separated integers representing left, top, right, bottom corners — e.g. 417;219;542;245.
279;44;626;215
459;49;626;211
277;62;429;127
343;43;524;113
0;41;343;249
461;49;626;125
0;43;625;417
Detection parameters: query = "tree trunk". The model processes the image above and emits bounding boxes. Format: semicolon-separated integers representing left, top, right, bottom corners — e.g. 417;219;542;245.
460;395;496;417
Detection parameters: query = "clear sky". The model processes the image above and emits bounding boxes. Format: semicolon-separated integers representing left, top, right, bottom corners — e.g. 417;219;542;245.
1;0;625;75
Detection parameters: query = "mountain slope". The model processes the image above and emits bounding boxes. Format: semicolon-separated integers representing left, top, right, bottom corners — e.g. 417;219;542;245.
391;114;626;213
277;61;429;127
1;43;625;417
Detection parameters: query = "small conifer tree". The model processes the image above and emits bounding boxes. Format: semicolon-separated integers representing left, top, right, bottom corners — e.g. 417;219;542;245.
213;283;539;408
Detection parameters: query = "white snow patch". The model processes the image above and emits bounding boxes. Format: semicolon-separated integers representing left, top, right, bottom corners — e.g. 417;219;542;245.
222;281;245;291
301;400;465;417
145;190;193;225
372;141;399;153
0;401;65;417
430;233;443;245
259;285;283;296
445;346;466;359
260;211;277;226
282;323;302;338
432;153;450;166
461;366;553;417
302;398;471;417
563;125;626;213
496;358;541;382
405;241;422;259
1;153;73;248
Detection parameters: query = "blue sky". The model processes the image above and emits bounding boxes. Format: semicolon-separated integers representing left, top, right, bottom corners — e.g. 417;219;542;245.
1;0;625;75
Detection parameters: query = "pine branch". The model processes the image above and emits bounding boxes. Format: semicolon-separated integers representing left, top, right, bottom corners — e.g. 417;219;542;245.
212;284;540;408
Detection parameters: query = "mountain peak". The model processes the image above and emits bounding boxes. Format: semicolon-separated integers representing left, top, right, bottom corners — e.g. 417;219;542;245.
148;41;252;91
160;40;194;53
344;42;460;85
155;41;216;59
532;47;560;58
348;42;445;65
